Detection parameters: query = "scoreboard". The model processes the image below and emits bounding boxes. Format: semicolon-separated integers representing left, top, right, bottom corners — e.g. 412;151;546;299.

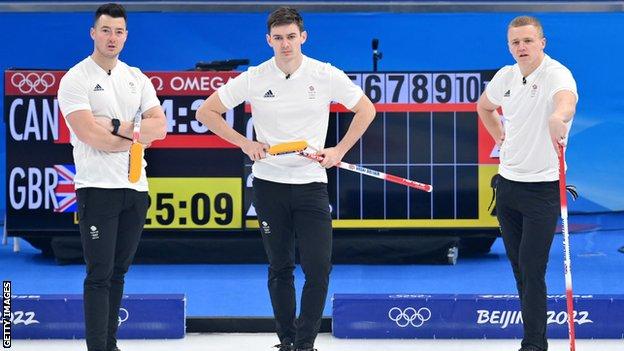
244;71;500;229
4;69;499;236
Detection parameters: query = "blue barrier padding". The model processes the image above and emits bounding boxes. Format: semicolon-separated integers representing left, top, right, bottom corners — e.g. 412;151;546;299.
332;293;624;339
11;294;185;339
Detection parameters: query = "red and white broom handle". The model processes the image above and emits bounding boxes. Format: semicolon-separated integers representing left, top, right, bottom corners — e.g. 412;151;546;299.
300;151;432;193
558;144;576;351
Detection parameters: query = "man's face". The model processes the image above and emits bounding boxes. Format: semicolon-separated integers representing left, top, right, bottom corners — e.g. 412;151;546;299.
90;15;127;59
507;25;545;66
266;23;307;61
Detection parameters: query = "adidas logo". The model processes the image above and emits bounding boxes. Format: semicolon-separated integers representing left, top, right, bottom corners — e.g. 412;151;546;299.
93;84;104;92
503;90;510;97
263;90;275;98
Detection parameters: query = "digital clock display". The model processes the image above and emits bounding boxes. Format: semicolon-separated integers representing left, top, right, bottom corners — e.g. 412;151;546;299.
145;178;241;229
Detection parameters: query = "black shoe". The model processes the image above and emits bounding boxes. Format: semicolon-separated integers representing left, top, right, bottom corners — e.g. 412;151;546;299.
295;348;318;351
108;347;121;351
519;346;543;351
274;343;293;351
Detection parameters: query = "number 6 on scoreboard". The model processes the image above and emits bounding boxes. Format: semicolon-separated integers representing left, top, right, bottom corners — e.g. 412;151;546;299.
128;109;142;183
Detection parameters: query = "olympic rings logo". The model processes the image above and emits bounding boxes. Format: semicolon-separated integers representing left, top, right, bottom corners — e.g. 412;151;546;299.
10;72;56;94
388;306;431;328
118;308;129;326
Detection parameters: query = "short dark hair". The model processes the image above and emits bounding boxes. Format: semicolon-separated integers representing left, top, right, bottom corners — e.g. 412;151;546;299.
267;7;304;34
94;3;127;27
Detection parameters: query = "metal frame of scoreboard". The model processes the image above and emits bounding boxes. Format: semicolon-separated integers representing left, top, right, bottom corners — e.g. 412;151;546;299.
4;70;499;239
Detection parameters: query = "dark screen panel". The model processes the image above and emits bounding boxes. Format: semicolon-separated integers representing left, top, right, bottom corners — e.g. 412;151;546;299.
457;165;478;219
456;112;478;164
408;112;431;164
432;165;455;219
432;112;454;164
385;112;408;165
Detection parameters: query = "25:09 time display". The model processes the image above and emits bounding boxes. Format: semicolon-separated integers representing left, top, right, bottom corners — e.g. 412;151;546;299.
144;178;242;229
145;192;233;226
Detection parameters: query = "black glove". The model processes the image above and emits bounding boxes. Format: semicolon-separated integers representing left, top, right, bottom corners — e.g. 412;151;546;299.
566;185;579;201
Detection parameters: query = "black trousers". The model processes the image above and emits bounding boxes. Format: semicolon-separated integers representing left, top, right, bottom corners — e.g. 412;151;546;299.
253;178;332;349
495;176;560;351
76;188;149;351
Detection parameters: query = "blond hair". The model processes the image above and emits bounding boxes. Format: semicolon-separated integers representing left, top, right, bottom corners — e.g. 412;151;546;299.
508;16;544;38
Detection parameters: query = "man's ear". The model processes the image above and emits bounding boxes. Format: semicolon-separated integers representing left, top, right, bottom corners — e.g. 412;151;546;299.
301;30;307;44
266;33;272;47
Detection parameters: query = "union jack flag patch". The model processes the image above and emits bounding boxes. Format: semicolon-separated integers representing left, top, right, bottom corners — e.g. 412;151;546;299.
53;164;76;213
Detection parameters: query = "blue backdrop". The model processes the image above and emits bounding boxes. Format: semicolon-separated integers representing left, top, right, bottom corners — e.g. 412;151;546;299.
1;11;622;214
